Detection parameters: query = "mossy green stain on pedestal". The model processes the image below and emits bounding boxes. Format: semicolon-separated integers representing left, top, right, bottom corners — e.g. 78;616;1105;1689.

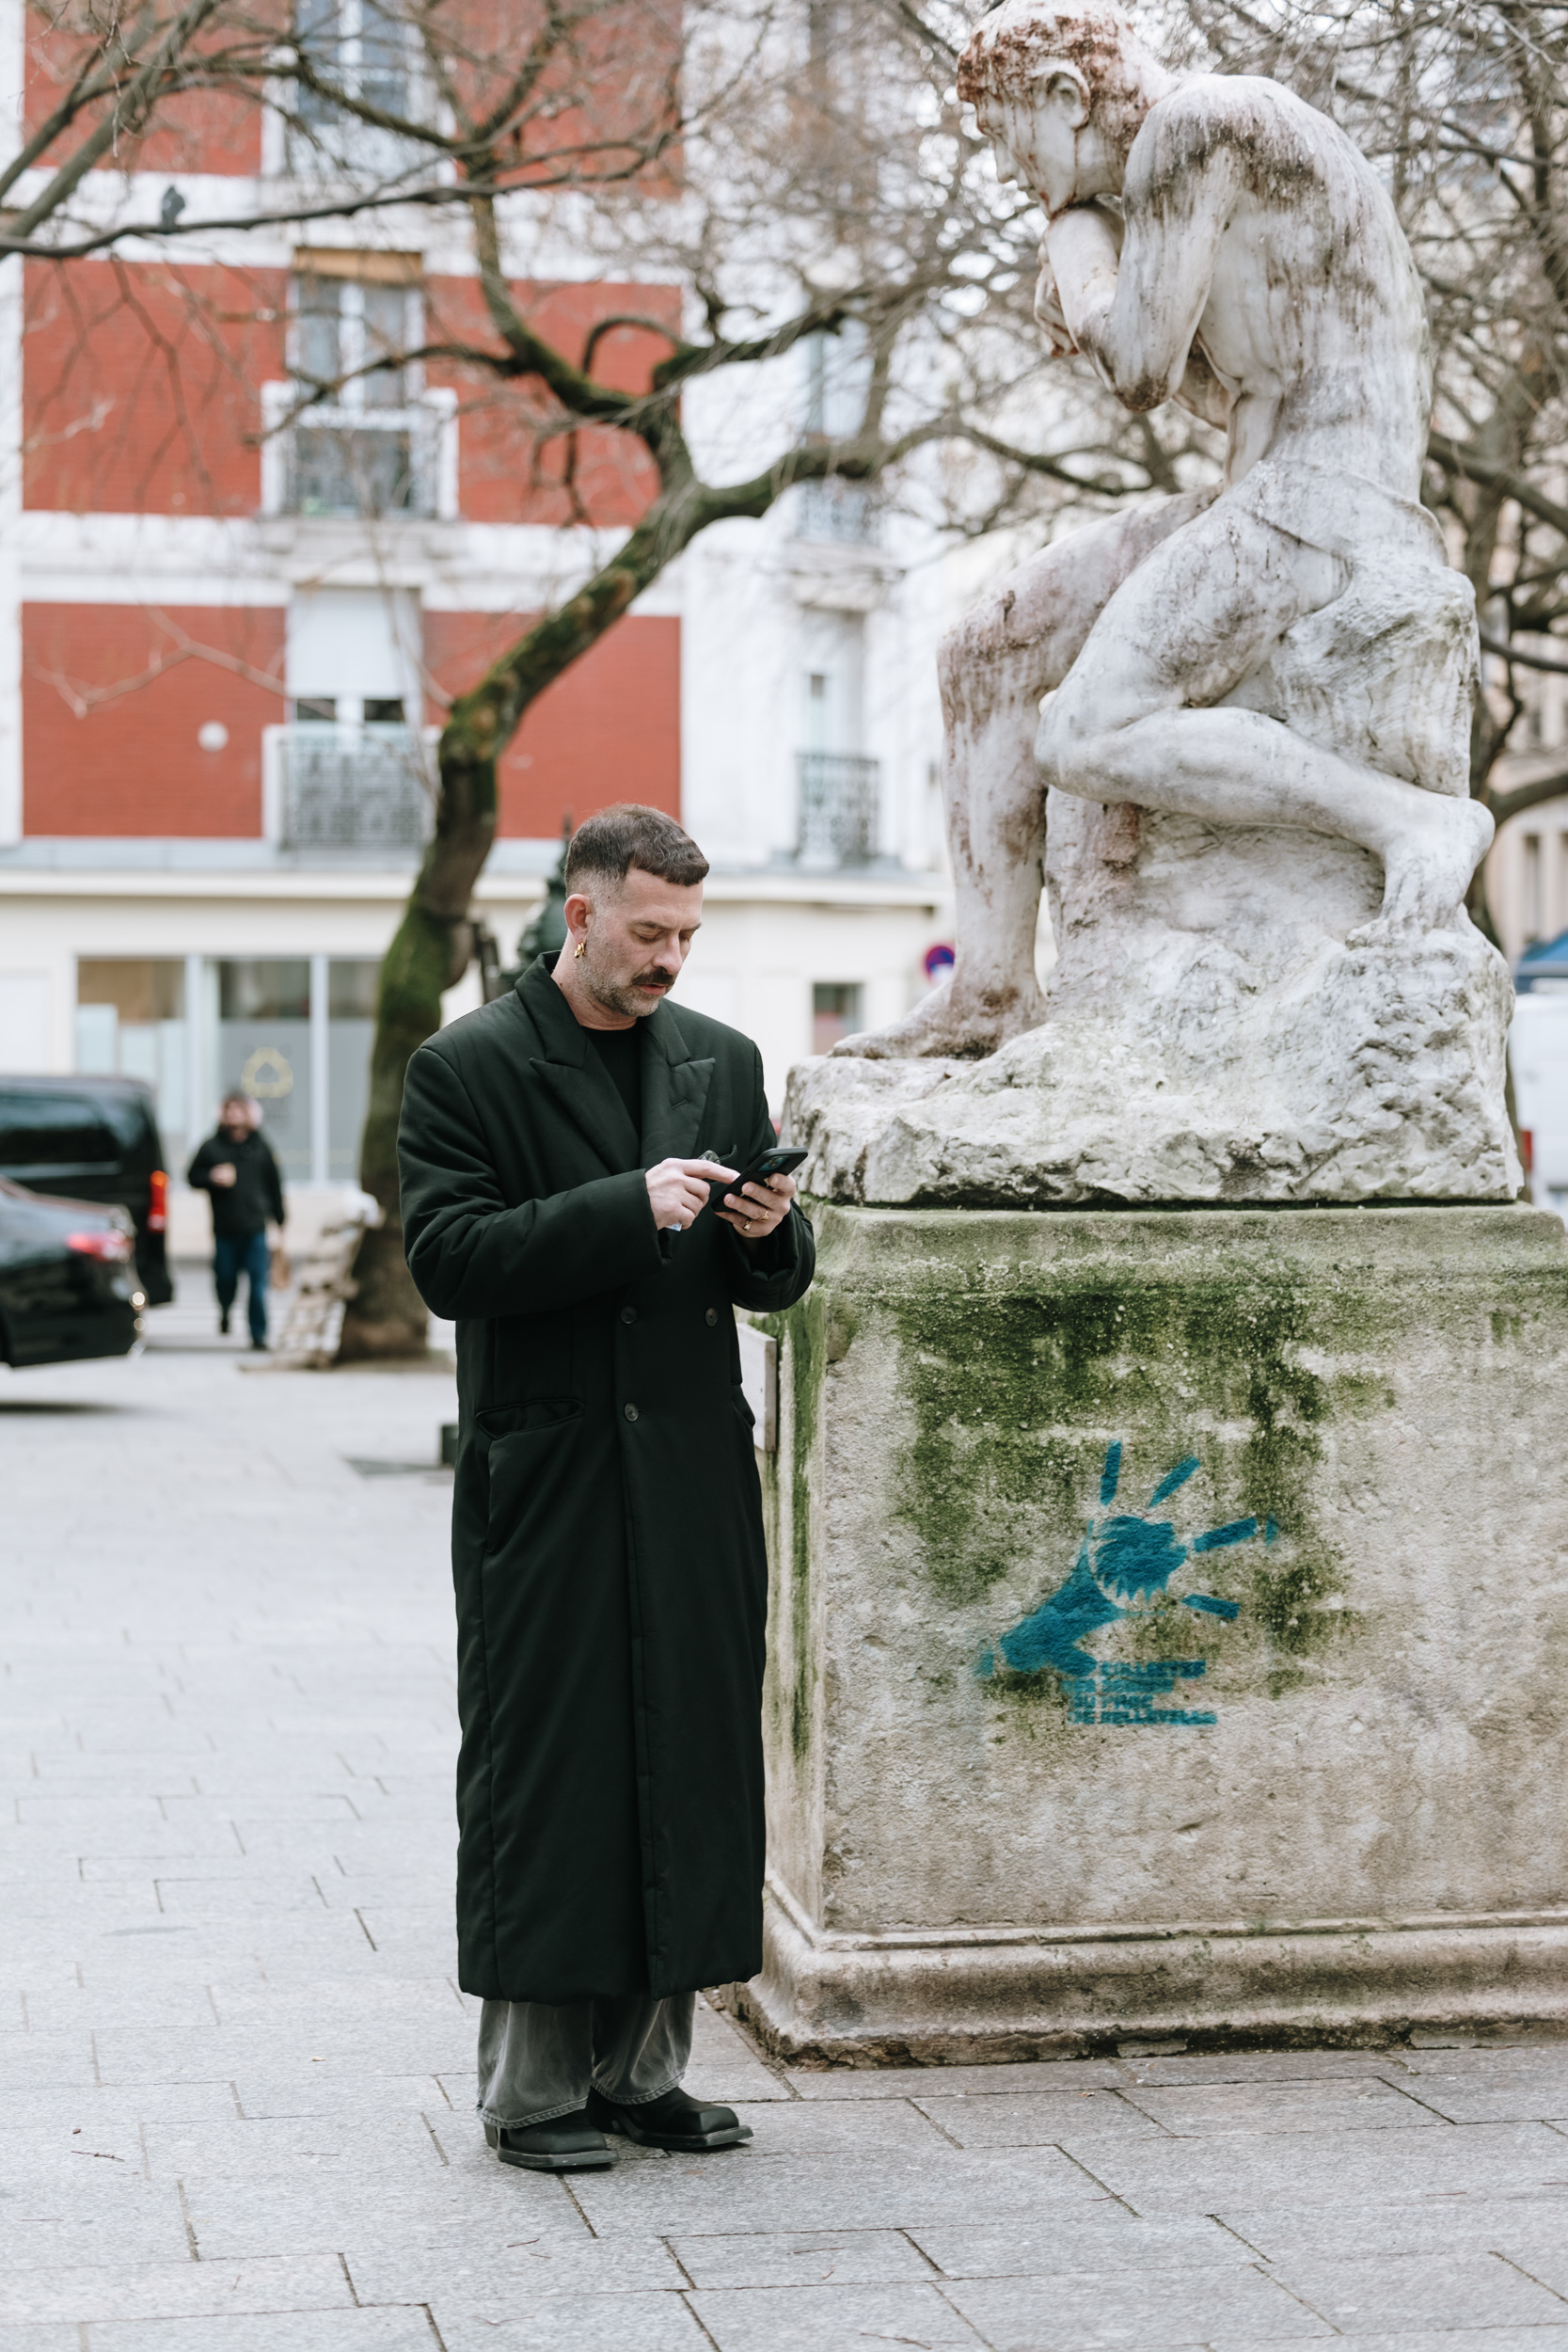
879;1269;1363;1701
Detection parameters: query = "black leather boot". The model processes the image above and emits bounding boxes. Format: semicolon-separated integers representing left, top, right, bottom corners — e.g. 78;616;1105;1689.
483;2110;614;2171
586;2084;752;2151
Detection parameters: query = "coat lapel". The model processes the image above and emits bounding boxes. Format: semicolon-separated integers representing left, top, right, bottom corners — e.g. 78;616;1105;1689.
516;959;641;1174
641;1003;715;1168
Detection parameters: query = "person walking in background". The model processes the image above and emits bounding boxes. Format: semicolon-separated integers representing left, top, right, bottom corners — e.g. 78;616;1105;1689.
187;1093;285;1350
399;803;815;2176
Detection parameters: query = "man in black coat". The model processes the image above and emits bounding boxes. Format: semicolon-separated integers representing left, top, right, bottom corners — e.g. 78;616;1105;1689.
399;803;815;2175
186;1093;286;1349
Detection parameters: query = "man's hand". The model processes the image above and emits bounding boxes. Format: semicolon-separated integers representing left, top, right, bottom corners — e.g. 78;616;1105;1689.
718;1172;797;1248
209;1163;237;1187
646;1157;735;1232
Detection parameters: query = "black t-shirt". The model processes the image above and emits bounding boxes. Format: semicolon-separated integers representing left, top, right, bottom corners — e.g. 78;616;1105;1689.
587;1024;642;1138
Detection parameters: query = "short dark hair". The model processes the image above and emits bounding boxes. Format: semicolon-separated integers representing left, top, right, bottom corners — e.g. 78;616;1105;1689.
564;803;708;893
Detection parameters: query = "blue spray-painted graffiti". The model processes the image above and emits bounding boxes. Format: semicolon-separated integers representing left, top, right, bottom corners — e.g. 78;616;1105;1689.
975;1442;1275;1724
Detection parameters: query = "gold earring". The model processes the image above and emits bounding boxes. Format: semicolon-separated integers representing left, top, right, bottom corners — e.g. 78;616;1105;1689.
573;938;587;960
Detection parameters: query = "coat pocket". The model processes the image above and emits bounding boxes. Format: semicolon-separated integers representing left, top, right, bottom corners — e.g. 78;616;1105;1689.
477;1398;581;1441
479;1398;585;1565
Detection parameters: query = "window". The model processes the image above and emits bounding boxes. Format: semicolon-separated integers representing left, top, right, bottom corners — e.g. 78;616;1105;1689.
327;960;381;1180
291;0;413;161
219;961;311;1023
803;324;870;441
800;612;863;753
0;1089;118;1168
812;983;863;1055
797;327;878;542
75;961;188;1162
296;274;411;407
217;962;312;1180
284;262;435;517
329;960;380;1020
78;960;184;1027
797;613;879;864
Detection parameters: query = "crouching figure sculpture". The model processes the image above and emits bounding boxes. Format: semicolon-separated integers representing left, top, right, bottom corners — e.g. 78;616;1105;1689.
847;0;1490;1063
796;0;1515;1207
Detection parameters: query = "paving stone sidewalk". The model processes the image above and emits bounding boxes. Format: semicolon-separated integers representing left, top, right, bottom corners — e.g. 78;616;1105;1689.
4;1303;1568;2352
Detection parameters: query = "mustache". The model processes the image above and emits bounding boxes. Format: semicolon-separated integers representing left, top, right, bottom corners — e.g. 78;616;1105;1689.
630;968;672;990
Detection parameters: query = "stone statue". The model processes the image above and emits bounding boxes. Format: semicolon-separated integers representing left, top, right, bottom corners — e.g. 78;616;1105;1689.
793;0;1517;1204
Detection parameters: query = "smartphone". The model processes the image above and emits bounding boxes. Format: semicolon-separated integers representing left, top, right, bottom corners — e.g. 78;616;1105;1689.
710;1144;808;1195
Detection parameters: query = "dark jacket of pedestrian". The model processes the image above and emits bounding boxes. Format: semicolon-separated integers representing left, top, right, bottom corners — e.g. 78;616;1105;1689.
187;1127;285;1238
398;955;815;2007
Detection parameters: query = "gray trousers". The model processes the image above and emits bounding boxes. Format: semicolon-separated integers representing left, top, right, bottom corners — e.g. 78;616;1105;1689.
477;1991;695;2131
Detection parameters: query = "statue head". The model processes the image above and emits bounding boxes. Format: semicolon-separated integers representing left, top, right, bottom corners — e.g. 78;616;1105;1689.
957;0;1172;213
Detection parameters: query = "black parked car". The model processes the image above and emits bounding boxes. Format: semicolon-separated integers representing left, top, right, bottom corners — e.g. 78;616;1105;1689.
0;1180;144;1368
0;1076;172;1306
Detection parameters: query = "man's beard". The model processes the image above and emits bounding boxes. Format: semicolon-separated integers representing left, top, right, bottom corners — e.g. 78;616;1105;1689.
583;952;673;1021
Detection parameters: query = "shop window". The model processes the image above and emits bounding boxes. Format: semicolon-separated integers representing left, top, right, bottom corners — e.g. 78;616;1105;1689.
218;961;312;1180
76;959;188;1166
73;956;387;1192
219;961;311;1023
327;958;380;1181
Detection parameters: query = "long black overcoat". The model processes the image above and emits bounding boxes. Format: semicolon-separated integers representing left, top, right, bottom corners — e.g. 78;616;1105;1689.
398;957;815;2004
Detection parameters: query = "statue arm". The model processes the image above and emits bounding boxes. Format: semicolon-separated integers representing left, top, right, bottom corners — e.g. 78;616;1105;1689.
1049;116;1234;417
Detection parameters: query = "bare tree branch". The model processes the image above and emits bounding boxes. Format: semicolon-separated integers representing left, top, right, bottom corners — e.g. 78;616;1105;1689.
1481;629;1568;675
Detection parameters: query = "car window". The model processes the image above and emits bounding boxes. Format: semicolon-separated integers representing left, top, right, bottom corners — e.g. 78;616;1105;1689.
91;1089;157;1153
0;1090;119;1166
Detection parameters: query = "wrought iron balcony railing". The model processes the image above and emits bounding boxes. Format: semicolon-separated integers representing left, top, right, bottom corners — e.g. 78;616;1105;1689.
794;480;881;546
797;750;880;866
279;726;432;850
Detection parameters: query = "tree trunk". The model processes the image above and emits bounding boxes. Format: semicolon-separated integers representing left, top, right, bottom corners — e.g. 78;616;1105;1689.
335;530;670;1360
337;733;498;1359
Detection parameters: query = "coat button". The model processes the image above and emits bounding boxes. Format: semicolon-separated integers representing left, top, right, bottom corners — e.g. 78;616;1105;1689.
624;1403;639;1422
705;1308;718;1326
621;1305;637;1325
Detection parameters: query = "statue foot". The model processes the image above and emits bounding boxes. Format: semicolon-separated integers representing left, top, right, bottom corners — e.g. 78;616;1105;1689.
1350;796;1495;946
830;975;1048;1061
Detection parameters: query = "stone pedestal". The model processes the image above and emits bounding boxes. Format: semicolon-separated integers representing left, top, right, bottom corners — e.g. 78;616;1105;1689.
727;1202;1568;2060
788;801;1520;1208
